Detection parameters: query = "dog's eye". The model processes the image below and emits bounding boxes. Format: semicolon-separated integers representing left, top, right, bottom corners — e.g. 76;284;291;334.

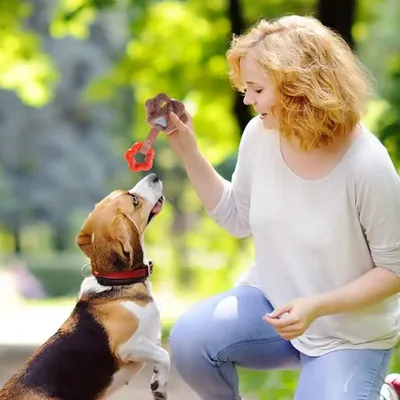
130;194;139;206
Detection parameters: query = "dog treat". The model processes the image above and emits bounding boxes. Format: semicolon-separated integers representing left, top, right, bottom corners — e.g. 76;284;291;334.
145;92;188;134
125;93;188;172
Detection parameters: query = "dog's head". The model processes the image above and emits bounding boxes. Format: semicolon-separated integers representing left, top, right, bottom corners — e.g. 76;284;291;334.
75;173;163;274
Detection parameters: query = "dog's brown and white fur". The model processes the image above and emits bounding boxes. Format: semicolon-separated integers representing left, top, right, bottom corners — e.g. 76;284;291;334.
0;173;170;400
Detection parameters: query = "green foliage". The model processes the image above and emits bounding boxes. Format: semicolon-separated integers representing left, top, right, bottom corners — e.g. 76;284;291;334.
0;1;57;106
357;0;400;165
28;258;84;297
0;252;84;297
239;368;299;399
50;0;121;38
51;0;96;39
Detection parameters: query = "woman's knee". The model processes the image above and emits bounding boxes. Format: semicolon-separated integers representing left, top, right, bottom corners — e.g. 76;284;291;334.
168;285;272;361
168;286;275;368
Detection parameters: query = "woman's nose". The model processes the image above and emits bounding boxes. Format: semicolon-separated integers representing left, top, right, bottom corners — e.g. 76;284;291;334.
243;92;255;106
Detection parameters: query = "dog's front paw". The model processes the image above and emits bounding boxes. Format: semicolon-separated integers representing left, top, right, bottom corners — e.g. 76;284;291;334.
151;368;167;400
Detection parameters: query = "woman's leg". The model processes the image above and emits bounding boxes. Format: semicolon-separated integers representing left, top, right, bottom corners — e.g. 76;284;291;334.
294;348;393;400
168;285;300;400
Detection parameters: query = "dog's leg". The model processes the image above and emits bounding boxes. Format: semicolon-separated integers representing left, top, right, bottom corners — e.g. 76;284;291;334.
150;334;164;397
103;363;144;398
119;337;170;399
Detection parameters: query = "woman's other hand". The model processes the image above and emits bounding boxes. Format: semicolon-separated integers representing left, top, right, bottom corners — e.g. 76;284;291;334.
263;296;321;341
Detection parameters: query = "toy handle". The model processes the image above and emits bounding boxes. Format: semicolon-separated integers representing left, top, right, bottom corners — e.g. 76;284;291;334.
139;127;160;155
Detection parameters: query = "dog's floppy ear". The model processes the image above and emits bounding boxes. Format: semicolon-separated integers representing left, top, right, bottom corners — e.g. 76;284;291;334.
110;213;144;267
76;214;94;258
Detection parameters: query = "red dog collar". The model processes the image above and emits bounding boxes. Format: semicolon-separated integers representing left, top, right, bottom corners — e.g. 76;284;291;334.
92;262;153;286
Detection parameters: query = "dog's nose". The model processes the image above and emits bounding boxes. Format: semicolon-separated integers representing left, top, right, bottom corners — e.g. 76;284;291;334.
148;173;159;183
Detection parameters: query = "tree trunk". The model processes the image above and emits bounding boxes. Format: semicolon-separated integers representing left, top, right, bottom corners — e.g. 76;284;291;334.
166;167;194;289
11;222;22;254
317;0;356;49
228;0;253;136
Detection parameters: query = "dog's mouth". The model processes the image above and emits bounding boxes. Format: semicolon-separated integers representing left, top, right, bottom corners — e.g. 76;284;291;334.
148;196;164;224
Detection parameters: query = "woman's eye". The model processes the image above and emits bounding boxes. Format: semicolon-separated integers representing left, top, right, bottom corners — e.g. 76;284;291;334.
255;89;263;94
131;194;139;206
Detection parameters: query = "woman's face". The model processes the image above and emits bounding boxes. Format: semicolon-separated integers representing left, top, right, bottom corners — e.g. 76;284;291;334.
240;56;278;130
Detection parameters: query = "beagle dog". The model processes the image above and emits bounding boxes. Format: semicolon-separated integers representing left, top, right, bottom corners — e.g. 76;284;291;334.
0;173;170;400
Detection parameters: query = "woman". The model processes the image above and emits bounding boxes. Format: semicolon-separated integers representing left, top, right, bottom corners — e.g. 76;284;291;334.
166;15;400;400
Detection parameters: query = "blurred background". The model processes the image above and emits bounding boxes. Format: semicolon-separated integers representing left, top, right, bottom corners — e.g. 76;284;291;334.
0;0;399;398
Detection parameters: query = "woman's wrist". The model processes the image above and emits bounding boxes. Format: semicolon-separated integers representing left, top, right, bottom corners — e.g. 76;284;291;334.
179;146;202;166
310;267;400;318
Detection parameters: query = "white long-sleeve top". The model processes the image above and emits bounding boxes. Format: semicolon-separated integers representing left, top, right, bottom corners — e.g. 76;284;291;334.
208;116;400;356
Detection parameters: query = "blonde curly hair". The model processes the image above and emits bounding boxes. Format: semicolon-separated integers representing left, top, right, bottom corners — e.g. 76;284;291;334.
226;15;374;150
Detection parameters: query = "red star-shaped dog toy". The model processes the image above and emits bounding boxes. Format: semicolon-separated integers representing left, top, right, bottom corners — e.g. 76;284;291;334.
124;130;157;172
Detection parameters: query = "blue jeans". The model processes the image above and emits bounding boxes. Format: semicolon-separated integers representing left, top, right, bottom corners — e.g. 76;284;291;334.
169;285;393;400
